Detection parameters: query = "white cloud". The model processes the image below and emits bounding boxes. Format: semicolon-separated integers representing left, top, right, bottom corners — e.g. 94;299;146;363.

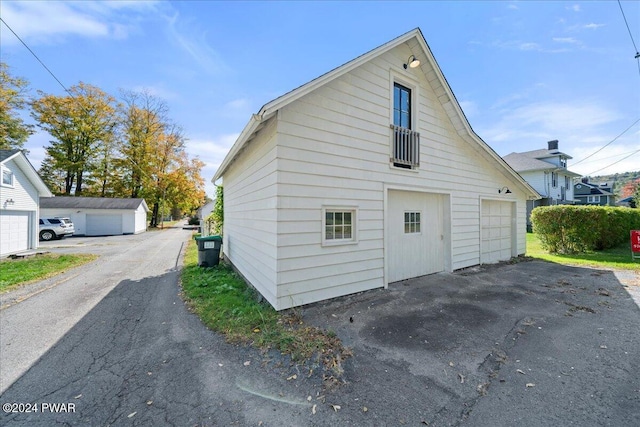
485;101;621;143
492;40;569;54
568;4;581;12
572;141;640;176
553;37;580;45
480;99;638;175
0;1;161;45
164;13;229;75
583;23;605;30
185;134;238;195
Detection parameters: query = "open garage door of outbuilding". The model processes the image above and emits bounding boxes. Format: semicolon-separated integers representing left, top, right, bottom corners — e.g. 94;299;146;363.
86;214;122;236
0;211;29;255
481;200;516;264
387;190;446;283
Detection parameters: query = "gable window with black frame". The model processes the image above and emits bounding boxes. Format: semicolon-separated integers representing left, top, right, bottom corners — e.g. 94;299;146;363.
391;83;420;169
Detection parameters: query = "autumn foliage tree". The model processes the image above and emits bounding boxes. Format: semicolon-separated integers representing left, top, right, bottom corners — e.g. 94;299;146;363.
620;178;640;208
31;83;117;195
5;66;206;220
0;62;34;149
116;90;205;226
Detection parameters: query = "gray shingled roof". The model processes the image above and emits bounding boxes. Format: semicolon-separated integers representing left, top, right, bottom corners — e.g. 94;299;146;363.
0;149;21;163
502;152;559;172
40;196;148;211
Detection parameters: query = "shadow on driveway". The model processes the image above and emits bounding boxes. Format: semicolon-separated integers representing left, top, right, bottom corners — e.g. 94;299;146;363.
2;260;638;426
303;260;640;426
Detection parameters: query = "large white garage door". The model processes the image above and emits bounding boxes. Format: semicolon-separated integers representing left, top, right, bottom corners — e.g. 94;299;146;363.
388;190;444;283
0;211;29;255
481;200;515;264
86;214;122;236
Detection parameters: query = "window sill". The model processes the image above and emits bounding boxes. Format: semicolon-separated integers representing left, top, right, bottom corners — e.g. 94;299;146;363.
389;163;419;173
321;239;359;247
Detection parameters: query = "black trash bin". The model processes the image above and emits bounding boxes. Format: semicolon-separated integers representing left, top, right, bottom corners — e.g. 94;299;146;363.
195;235;222;267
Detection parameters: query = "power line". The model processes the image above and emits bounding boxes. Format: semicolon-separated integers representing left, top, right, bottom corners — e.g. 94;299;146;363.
575;147;640;165
617;0;640;77
585;147;640;176
0;17;73;97
572;117;640;166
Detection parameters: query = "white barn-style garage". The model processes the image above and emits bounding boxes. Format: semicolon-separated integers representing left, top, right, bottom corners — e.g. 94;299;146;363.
0;149;53;257
40;197;148;236
213;28;539;310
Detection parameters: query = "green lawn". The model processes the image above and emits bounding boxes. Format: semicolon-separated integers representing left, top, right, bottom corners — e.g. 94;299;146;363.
180;237;350;376
526;233;640;271
0;253;98;293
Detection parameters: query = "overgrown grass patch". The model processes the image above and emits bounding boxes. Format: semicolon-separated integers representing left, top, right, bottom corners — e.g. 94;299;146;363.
180;238;350;380
0;253;98;293
526;233;639;271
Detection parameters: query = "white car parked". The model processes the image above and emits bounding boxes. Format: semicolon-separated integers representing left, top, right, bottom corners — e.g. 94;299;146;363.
39;217;75;241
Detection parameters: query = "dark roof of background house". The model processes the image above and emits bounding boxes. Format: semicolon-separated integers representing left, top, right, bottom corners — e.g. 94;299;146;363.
40;196;148;211
0;149;21;163
575;182;614;196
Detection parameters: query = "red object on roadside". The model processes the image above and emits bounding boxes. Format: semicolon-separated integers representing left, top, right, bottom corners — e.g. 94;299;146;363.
632;230;640;253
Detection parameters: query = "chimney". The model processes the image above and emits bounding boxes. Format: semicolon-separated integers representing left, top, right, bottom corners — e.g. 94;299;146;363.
548;140;559;151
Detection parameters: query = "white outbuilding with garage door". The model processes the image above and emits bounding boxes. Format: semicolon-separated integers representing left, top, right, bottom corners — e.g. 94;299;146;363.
212;29;540;310
40;197;148;236
0;149;53;257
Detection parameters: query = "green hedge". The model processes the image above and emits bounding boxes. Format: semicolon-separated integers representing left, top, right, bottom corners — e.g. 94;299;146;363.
531;205;640;253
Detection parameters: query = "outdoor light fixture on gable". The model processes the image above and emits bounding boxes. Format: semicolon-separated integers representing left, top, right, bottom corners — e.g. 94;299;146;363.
498;187;512;194
403;55;420;69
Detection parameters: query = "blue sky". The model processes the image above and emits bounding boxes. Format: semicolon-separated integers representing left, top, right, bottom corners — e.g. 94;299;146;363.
1;0;639;198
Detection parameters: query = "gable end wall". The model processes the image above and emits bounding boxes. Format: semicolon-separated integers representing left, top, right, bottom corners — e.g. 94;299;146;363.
271;43;528;310
222;118;279;307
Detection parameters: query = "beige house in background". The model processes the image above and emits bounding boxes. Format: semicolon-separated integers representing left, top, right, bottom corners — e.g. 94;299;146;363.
213;28;539;310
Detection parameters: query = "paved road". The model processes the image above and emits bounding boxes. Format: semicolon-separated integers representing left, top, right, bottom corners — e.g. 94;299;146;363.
0;228;187;393
0;226;322;426
1;228;639;426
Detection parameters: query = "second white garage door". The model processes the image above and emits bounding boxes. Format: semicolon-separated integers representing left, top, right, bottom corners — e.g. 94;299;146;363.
481;200;515;264
388;190;445;283
86;214;122;236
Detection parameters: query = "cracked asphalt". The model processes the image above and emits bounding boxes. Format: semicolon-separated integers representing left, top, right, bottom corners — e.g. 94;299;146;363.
1;224;639;426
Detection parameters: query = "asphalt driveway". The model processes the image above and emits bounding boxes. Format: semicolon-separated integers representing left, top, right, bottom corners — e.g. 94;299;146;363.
2;236;638;426
303;260;640;426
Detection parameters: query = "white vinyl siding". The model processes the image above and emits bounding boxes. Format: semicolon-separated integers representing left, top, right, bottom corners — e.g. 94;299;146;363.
134;206;147;233
219;39;530;310
223;118;279;308
268;45;528;309
0;159;39;212
0;158;41;256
